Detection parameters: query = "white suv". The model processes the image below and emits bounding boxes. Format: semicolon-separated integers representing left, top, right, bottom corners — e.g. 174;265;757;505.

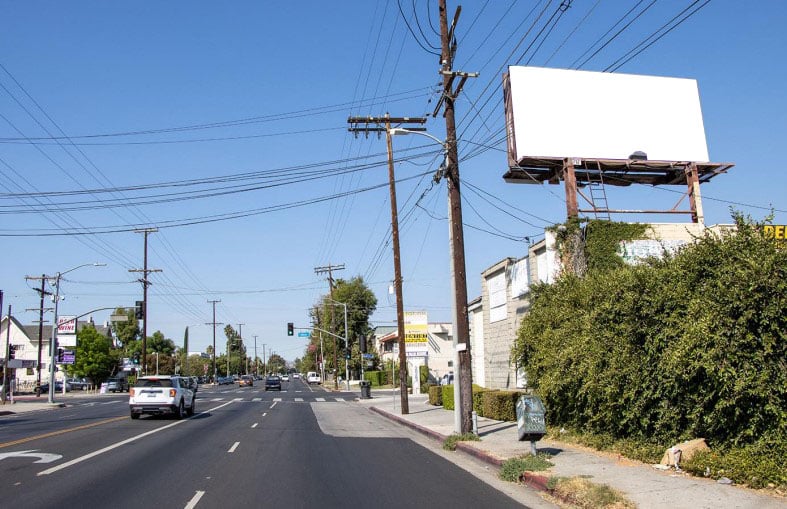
129;376;195;419
306;371;321;385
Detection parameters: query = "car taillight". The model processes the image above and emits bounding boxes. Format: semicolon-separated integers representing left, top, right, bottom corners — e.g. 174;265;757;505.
169;389;177;397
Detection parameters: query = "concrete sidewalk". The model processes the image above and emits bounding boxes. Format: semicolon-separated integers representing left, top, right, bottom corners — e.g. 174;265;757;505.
0;391;104;415
358;391;785;509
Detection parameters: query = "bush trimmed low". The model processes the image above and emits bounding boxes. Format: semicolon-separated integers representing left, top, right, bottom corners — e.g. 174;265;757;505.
428;385;442;406
363;371;383;386
442;384;454;410
482;390;530;421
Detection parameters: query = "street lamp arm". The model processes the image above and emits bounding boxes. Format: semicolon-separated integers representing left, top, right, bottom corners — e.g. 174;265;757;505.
389;128;446;149
53;262;107;281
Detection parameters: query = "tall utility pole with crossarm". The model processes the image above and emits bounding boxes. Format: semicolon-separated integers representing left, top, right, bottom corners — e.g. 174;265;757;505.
129;228;161;375
438;0;478;434
314;263;344;389
347;114;427;414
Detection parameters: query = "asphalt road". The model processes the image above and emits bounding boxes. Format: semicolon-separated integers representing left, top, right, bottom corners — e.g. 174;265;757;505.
0;379;538;508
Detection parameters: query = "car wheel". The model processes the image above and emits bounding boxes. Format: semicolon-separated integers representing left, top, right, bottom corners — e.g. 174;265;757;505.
176;400;185;420
130;411;139;420
187;398;195;417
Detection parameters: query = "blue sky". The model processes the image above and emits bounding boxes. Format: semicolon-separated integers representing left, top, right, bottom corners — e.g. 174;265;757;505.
1;1;785;361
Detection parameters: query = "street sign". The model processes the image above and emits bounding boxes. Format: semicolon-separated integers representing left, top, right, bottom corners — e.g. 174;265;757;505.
297;332;311;337
57;316;77;334
60;350;75;365
362;353;374;359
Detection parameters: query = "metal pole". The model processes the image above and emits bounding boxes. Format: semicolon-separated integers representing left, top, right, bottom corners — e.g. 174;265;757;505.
48;274;61;404
253;335;258;376
319;331;325;383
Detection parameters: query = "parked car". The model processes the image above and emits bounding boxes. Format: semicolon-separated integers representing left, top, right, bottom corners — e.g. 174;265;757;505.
66;378;90;391
39;380;67;392
106;378;128;393
439;372;454;386
239;375;254;387
129;375;195;419
306;372;320;385
264;375;282;391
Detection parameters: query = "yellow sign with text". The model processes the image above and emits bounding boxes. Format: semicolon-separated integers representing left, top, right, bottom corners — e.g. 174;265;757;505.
763;225;787;240
404;311;428;343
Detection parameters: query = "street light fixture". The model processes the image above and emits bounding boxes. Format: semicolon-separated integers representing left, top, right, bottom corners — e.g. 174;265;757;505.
47;262;106;404
324;298;349;391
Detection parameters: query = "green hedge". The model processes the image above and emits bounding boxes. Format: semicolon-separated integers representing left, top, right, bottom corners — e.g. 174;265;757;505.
442;385;454;410
512;215;787;488
428;385;442;406
363;371;383;386
473;385;493;417
482;390;530;421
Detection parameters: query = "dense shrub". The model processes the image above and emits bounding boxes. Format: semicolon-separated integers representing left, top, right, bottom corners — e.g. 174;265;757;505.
442;384;454;410
363;371;383;386
513;214;787;487
428;385;442;406
472;385;493;417
482;390;530;421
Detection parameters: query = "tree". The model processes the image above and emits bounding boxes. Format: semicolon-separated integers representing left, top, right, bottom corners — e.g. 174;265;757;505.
307;276;377;379
223;325;248;374
69;324;114;383
111;307;140;347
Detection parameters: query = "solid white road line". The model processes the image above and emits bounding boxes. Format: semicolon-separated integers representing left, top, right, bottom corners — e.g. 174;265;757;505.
228;442;240;453
37;400;237;476
251;423;258;428
270;401;278;408
185;490;205;509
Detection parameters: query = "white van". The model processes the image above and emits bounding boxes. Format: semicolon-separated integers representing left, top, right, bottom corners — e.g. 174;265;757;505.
306;371;320;385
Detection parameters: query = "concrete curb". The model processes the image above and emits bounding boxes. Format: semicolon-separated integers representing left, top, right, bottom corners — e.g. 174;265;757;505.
369;405;558;500
369;406;448;443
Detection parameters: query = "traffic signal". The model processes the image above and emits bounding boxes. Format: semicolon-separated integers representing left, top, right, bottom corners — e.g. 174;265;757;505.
287;322;294;336
8;344;16;359
359;335;367;353
57;348;64;363
135;300;145;319
133;353;140;365
344;347;351;359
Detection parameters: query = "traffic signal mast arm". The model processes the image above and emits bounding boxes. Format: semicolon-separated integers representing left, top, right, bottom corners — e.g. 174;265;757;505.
308;325;346;343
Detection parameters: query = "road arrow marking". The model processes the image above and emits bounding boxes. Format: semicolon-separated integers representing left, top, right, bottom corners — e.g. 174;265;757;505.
0;449;62;464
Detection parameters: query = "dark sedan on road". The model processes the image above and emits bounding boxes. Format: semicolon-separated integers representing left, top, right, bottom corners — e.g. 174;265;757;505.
264;375;282;391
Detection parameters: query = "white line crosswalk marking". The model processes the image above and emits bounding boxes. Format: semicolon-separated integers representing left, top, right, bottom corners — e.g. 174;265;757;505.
315;398;325;402
252;397;261;402
294;398;303;402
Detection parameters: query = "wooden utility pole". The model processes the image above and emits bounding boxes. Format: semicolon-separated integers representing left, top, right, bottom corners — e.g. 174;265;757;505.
315;263;344;389
348;114;427;414
438;0;478;434
25;275;52;396
129;228;161;376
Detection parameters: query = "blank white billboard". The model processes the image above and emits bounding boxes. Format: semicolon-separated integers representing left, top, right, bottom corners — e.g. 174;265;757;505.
505;66;710;162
